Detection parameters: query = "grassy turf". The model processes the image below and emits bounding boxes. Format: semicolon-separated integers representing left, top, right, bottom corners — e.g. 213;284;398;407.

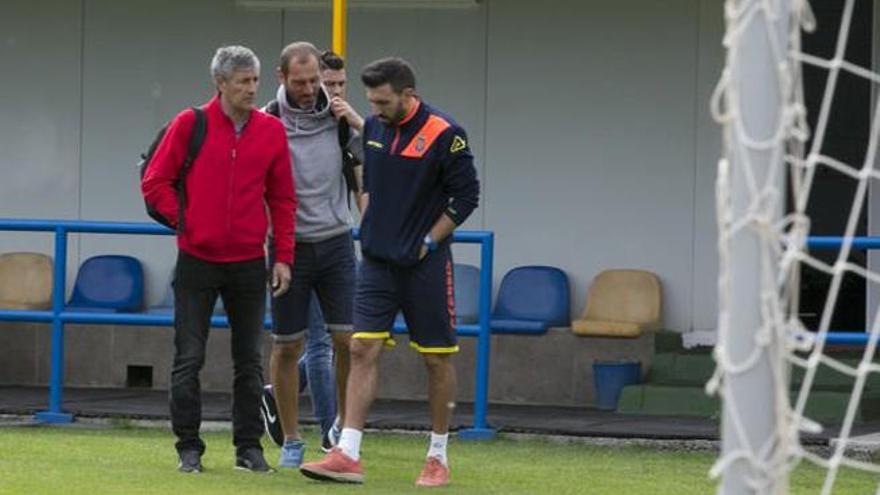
0;425;877;494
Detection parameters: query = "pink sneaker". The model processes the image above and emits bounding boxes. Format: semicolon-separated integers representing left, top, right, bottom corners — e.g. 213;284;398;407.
415;456;450;487
299;448;364;484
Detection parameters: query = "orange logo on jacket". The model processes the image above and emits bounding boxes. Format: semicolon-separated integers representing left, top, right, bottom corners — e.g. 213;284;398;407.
400;115;450;159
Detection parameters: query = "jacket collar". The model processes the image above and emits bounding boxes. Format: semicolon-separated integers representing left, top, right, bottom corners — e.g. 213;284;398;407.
206;93;255;127
397;98;422;129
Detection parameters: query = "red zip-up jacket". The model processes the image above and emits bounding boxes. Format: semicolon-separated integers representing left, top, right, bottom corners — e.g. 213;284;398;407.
141;95;297;264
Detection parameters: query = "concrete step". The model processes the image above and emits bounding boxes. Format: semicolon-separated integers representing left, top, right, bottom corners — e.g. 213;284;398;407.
648;353;880;391
617;384;880;424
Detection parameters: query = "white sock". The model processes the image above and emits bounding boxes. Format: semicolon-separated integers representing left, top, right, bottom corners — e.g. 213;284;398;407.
338;428;363;461
426;432;449;466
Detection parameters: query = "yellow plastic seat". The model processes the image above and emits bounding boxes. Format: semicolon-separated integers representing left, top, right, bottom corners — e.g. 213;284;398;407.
0;252;53;310
571;269;661;338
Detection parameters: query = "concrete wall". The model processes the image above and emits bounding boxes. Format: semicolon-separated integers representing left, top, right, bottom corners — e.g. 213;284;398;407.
0;321;652;407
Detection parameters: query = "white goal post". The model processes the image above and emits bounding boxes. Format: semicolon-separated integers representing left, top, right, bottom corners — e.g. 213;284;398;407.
711;0;880;493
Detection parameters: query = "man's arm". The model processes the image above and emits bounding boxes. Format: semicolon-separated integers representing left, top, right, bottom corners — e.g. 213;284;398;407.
358;191;369;219
265;122;297;294
419;126;480;259
141;110;197;228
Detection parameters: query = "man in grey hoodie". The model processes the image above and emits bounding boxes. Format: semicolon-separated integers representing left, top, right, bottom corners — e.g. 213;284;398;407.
266;41;363;469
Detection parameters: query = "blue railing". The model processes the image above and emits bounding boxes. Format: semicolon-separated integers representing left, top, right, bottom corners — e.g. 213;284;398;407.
0;219;496;439
806;236;878;346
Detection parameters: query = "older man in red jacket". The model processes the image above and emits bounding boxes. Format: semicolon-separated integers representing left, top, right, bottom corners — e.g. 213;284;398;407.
142;45;296;474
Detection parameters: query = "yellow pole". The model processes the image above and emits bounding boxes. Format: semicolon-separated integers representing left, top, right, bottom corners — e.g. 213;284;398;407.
332;0;347;58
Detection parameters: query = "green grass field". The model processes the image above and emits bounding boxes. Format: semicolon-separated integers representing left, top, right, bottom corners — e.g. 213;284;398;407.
0;425;877;494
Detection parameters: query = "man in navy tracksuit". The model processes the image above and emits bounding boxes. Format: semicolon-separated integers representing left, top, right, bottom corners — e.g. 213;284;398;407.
300;57;479;487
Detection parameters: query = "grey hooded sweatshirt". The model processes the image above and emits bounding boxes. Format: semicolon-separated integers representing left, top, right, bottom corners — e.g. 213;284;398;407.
273;84;362;242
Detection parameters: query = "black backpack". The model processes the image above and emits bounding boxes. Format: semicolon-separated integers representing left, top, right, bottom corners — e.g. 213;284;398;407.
138;107;207;231
264;99;359;197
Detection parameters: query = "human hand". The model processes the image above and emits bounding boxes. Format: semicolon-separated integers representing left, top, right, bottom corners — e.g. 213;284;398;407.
270;262;291;297
330;97;364;130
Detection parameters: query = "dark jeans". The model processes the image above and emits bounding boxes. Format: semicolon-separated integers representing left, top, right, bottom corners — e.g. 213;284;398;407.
170;250;267;455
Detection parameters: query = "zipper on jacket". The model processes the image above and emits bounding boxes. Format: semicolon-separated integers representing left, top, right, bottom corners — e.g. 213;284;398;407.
390;127;401;155
227;143;236;247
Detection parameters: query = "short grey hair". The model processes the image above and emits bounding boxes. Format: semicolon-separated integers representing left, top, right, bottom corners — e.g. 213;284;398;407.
210;45;260;81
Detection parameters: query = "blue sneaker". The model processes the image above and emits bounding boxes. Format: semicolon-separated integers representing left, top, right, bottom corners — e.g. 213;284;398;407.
279;439;305;468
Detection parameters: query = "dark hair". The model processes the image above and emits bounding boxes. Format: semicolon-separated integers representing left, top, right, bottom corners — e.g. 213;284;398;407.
360;57;416;93
279;41;319;75
320;50;345;71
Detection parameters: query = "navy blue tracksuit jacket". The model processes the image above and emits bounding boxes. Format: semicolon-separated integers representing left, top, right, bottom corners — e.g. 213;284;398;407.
359;100;480;266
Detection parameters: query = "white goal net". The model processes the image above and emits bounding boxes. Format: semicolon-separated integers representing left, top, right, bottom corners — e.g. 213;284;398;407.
711;0;880;493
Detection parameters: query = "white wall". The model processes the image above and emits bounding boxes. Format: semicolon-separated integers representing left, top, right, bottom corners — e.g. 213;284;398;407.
0;1;84;289
0;0;726;332
693;0;725;331
484;0;715;331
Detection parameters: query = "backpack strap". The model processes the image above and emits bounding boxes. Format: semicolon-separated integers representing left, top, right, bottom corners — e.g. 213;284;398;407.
337;117;350;149
337;118;359;199
265;99;280;117
175;107;207;232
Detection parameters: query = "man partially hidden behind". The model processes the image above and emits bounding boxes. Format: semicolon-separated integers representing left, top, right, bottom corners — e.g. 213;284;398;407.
142;45;296;474
300;57;479;487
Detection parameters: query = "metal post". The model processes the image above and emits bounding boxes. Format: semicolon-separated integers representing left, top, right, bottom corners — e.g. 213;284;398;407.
332;0;347;58
34;226;73;423
458;233;496;440
720;1;788;493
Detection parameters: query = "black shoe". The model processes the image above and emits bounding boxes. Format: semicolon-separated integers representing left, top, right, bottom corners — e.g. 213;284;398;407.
235;447;274;473
321;430;333;453
260;385;284;448
178;450;202;473
321;423;340;453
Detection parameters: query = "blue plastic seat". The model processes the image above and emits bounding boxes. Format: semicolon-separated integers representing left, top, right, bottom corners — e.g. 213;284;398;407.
490;266;570;335
454;264;480;324
66;255;145;313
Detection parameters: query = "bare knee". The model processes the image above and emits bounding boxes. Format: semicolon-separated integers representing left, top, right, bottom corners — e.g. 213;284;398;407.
272;339;302;362
349;338;383;364
423;353;453;373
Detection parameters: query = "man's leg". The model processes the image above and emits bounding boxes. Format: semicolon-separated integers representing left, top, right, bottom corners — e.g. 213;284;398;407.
297;337;381;484
423;352;456;471
269;244;314;467
340;337;383;432
170;251;220;470
330;332;350;426
220;256;269;470
413;353;456;487
270;339;304;440
313;231;357;436
400;245;458;487
300;255;395;484
302;292;337;440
